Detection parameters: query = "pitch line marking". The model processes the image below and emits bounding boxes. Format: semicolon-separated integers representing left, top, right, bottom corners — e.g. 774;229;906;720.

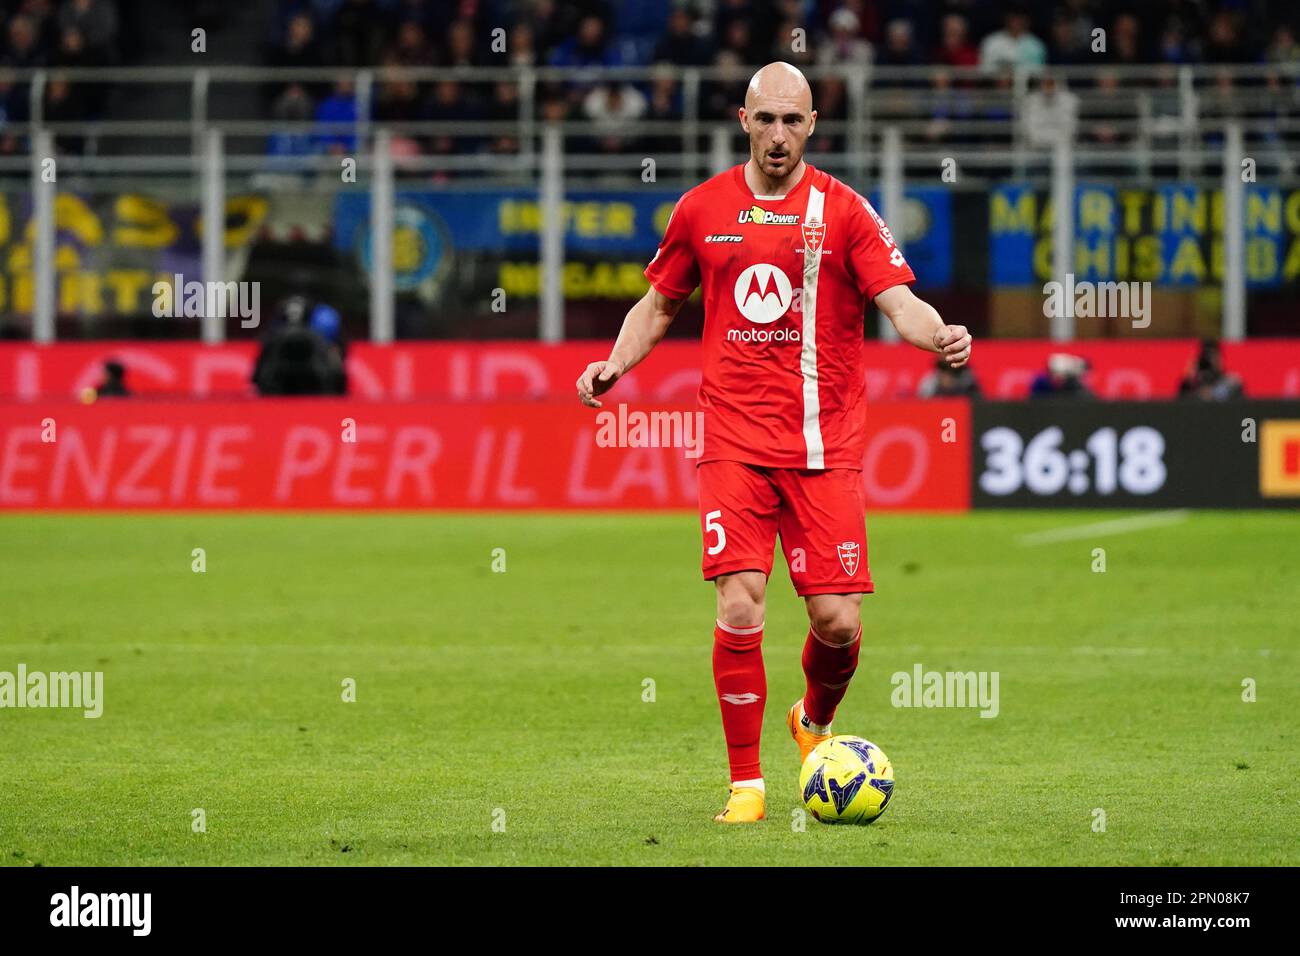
1017;509;1191;546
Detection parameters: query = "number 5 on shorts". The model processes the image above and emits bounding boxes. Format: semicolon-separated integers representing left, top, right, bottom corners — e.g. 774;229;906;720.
704;509;726;556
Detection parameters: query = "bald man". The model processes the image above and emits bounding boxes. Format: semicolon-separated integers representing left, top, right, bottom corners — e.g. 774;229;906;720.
577;62;971;823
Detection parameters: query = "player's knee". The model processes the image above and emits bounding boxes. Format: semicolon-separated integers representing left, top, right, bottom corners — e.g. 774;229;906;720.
718;593;764;629
716;573;766;629
810;608;861;646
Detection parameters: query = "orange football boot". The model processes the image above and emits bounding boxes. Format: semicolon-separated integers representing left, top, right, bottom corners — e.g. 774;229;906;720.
787;699;832;765
713;786;765;823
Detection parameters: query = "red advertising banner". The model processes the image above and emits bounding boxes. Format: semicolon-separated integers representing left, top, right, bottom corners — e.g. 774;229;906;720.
0;399;969;511
1;339;1297;402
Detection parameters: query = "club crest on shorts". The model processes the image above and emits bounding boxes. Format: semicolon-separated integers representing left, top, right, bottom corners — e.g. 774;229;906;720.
801;218;826;254
836;541;860;576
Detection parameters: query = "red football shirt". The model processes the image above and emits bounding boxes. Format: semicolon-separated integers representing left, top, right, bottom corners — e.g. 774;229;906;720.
644;163;915;470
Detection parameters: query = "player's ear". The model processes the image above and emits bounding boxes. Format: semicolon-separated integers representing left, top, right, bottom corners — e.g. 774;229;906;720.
738;106;748;133
808;109;817;136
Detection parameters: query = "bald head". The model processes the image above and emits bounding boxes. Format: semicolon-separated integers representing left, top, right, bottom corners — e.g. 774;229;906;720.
745;61;812;113
739;62;816;188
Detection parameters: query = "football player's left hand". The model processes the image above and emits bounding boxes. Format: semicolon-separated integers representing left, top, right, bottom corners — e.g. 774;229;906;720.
934;324;971;368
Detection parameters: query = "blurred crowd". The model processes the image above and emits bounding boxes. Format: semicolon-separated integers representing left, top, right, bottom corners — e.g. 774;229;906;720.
0;0;123;153
917;338;1245;400
262;0;1300;164
271;1;1299;71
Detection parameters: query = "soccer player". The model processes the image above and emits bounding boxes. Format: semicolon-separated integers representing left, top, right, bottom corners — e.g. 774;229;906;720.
576;62;971;823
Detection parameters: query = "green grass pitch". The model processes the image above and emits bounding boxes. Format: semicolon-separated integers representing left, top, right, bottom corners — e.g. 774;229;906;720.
1;510;1296;866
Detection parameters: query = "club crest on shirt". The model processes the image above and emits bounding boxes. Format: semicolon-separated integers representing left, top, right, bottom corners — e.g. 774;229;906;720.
801;218;826;254
837;541;860;576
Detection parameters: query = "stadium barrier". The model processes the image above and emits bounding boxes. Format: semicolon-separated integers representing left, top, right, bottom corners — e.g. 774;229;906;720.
3;339;1300;401
0;398;969;511
4;393;1297;511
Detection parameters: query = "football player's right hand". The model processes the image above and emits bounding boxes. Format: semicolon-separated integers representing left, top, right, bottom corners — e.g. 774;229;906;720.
576;360;624;408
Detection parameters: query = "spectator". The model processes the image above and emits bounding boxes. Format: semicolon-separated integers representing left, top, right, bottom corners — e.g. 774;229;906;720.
654;6;709;66
266;11;323;107
267;82;315;159
1083;70;1133;146
538;85;570;125
714;0;769;63
5;15;47;69
877;19;922;67
719;18;754;64
812;75;847;151
486;80;521;154
58;0;117;61
390;20;433;66
1021;73;1078;148
1048;0;1095;61
1110;13;1145;65
1266;24;1300;65
374;73;423;124
935;13;977;68
524;0;569;59
979;5;1047;72
44;76;89;152
582;82;647;154
818;8;872;66
443;18;477;67
313;78;359;155
918;356;980;398
1048;14;1090;65
0;68;29;156
641;70;682;155
56;26;102;68
1178;340;1243;401
1156;16;1197;64
1202;10;1251;64
924;69;977;145
506;23;538;66
1030;353;1092;399
272;13;322;71
428;80;486;157
701;48;748;120
549;14;620;68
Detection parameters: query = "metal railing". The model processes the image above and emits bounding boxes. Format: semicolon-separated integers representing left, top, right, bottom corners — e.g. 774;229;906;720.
3;62;1296;181
7;62;1292;343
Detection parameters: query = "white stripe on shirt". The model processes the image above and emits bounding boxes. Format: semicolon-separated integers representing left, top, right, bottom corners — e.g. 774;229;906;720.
800;185;826;469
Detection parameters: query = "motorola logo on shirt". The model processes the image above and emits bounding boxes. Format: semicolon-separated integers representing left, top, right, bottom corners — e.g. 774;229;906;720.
733;263;794;324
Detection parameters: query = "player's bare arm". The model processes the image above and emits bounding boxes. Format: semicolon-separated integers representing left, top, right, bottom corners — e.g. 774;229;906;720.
874;283;972;368
575;286;687;408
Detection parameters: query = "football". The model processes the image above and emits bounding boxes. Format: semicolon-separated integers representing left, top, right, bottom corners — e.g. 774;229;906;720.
799;736;895;825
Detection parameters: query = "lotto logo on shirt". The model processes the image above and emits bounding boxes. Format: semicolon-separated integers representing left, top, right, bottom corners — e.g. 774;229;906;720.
737;206;800;226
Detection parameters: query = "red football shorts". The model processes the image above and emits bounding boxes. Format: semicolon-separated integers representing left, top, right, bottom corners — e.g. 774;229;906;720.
697;460;873;596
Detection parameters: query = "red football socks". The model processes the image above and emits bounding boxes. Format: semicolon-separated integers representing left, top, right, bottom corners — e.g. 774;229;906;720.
801;623;861;728
712;619;766;782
